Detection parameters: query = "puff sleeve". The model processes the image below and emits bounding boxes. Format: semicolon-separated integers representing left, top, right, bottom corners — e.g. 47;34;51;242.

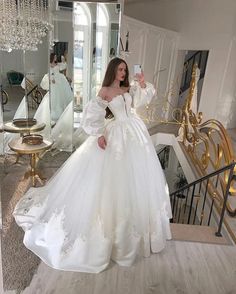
129;81;156;109
80;97;108;137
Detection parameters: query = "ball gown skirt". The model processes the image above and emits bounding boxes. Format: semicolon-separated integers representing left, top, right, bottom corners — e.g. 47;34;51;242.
13;89;172;273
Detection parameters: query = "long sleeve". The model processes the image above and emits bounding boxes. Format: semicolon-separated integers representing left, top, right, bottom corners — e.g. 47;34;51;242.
129;81;156;109
80;97;108;137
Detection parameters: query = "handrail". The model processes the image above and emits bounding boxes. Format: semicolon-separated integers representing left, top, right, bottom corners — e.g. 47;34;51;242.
170;161;235;237
157;146;169;169
26;85;38;97
170;161;235;196
157;146;168;156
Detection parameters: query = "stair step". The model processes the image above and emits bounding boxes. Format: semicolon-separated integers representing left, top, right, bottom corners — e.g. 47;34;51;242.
170;223;232;245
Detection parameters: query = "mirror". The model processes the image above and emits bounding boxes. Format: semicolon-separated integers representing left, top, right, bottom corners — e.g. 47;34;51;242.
1;50;26;123
0;50;27;153
49;4;74;152
73;1;121;147
0;1;122;155
73;2;121;110
24;38;49;120
49;1;121;152
0;1;121;292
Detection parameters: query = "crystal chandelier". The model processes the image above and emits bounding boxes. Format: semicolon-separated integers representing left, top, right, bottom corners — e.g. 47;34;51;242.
0;0;53;51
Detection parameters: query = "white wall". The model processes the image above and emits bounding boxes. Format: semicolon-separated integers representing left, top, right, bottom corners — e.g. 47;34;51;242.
124;0;236;36
120;16;179;126
216;38;236;128
124;0;236;128
120;16;179;93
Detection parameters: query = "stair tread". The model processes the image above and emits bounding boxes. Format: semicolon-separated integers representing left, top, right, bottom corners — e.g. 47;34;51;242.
170;223;232;245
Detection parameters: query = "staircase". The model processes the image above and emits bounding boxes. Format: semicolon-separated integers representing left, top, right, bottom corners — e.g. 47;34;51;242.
169;162;235;244
153;124;236;244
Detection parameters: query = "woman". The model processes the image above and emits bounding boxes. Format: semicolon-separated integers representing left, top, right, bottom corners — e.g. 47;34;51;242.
13;57;172;273
58;50;68;76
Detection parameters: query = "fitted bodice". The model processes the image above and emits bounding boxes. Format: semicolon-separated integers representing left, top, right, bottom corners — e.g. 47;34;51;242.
107;93;133;121
81;83;155;137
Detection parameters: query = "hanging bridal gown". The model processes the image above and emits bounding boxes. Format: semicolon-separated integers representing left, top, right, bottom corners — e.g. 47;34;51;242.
13;83;172;273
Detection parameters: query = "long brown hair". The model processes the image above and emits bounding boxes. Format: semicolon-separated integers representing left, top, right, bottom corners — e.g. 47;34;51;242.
50;53;57;64
102;58;129;119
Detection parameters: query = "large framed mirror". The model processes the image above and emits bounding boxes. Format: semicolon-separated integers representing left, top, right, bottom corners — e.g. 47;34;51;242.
0;50;27;153
73;1;121;147
73;1;121;109
48;1;121;151
0;1;122;291
0;1;121;155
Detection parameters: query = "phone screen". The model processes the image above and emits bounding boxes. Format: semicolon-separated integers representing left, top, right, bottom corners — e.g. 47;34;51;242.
134;64;142;75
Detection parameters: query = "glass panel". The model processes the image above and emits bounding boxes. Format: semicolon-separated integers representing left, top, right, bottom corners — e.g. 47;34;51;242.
74;2;95;111
1;50;26;123
24;37;49;120
73;2;121;148
95;3;109;91
49;8;74;152
73;1;121;108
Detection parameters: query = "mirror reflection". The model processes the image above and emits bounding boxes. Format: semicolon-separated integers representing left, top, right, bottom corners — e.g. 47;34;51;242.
0;1;121;292
74;2;120;110
73;2;121;147
49;51;73;122
0;50;27;153
49;4;74;152
1;50;26;123
24;40;49;120
0;1;121;155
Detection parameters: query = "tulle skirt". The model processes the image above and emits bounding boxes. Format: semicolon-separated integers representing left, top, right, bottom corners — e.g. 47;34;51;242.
13;116;172;273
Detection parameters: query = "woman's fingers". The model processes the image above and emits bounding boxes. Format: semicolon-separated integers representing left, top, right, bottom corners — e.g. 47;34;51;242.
98;136;107;150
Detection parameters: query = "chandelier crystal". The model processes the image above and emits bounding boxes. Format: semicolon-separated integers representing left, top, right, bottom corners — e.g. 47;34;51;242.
0;0;53;51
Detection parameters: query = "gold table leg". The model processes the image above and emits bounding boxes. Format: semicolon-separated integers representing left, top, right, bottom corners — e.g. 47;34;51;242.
31;153;36;187
23;152;46;187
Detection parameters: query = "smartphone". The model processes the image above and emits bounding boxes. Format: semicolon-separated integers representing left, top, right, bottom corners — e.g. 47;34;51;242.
134;64;142;75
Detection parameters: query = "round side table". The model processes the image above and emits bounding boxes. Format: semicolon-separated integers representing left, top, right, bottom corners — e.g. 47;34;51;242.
4;121;46;135
9;138;53;187
4;121;46;162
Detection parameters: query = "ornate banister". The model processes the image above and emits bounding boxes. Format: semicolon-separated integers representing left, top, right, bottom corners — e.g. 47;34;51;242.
178;63;236;217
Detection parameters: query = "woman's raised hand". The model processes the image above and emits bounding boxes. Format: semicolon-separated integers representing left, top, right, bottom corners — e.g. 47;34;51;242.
98;136;107;150
135;71;146;88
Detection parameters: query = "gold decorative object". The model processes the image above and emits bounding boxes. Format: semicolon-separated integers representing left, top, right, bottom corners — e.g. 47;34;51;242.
178;63;236;217
12;118;37;128
22;134;43;145
137;63;189;126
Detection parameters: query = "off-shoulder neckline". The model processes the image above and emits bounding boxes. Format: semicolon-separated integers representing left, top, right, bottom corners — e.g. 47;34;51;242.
97;92;130;104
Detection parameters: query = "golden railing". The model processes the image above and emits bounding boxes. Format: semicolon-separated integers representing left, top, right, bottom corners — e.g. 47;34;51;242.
178;64;236;217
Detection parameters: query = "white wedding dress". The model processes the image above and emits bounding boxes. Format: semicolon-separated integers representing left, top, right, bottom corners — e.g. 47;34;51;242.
40;65;73;121
13;85;172;273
